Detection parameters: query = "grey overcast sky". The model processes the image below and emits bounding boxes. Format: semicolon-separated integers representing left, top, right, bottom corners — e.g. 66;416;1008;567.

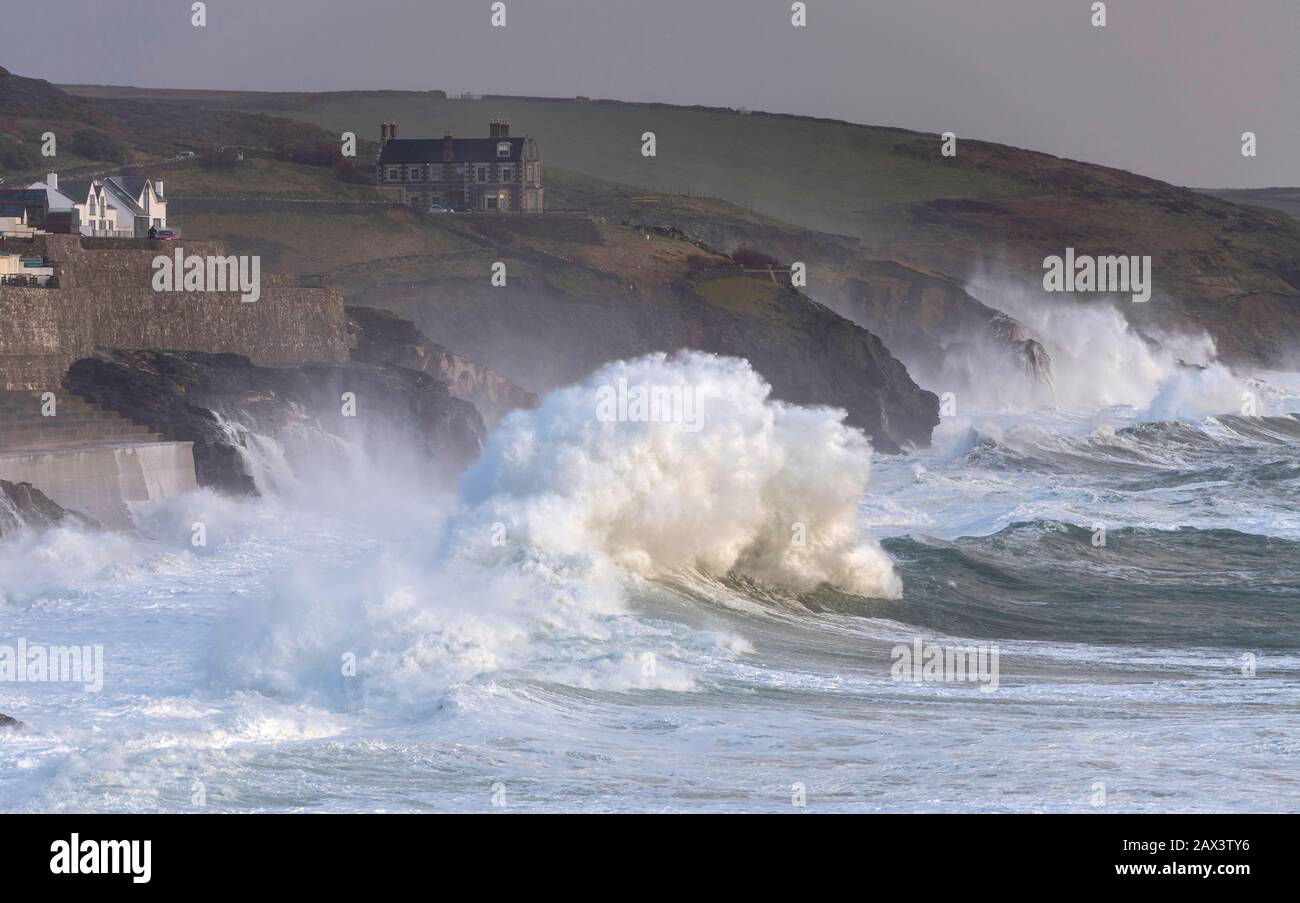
3;0;1296;187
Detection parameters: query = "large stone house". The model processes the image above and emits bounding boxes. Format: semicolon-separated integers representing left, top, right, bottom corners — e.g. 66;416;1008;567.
376;119;543;213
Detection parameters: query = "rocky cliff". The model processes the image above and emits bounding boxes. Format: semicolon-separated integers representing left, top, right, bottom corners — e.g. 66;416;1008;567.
554;184;1052;392
355;219;939;453
0;479;92;536
65;350;485;494
346;305;537;428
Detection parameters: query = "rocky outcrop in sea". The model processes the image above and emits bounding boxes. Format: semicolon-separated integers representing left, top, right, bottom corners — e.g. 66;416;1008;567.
0;479;95;537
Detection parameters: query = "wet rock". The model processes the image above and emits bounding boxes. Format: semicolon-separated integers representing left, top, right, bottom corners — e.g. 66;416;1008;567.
347;306;537;428
0;479;96;537
65;350;486;494
359;270;940;453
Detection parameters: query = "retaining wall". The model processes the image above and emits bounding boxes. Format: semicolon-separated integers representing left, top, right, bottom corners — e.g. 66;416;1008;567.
0;234;350;391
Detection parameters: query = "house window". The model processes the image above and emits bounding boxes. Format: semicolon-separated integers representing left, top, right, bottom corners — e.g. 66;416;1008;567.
387;167;400;180
497;142;510;158
500;166;513;181
475;165;487;183
486;196;498;210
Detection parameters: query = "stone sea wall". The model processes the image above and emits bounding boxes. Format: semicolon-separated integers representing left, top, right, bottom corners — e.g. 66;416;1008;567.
0;234;350;391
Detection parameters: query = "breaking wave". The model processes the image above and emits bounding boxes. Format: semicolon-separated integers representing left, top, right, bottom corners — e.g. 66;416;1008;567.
211;352;900;712
453;351;900;596
963;276;1254;418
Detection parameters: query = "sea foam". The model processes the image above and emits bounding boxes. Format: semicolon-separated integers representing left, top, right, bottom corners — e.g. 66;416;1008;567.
210;352;899;712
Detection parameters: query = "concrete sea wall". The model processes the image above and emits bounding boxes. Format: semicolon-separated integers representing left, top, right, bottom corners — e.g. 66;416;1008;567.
0;441;198;529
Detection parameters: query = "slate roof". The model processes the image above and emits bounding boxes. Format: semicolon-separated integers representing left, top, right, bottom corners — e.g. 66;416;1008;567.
378;136;525;165
23;181;75;211
54;180;96;205
0;189;47;207
102;177;146;216
109;176;149;199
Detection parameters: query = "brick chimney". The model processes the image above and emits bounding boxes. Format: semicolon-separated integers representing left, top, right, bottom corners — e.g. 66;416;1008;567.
380;122;390;144
390;120;398;139
155;180;164;199
489;119;510;138
443;131;454;162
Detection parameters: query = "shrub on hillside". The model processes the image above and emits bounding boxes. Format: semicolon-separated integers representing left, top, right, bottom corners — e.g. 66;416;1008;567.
70;128;129;163
334;157;373;185
273;139;336;168
0;134;41;170
199;146;243;169
731;246;780;269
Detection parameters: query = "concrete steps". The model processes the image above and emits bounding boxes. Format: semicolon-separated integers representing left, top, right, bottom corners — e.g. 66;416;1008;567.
0;390;163;454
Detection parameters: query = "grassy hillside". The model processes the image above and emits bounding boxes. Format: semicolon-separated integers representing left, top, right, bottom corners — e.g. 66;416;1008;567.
60;82;1300;366
63;84;1028;241
3;73;1291;367
1201;187;1300;221
0;67;352;182
158;156;380;200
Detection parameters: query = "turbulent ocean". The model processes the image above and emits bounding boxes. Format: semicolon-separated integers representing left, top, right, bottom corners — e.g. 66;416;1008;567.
2;300;1299;813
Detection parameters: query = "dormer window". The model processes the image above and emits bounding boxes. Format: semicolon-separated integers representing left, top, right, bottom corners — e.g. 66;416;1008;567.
497;142;511;158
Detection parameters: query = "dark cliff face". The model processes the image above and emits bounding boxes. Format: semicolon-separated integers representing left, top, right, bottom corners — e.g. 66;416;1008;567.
359;268;939;454
596;205;1052;391
0;479;93;536
65;350;485;495
346;305;538;429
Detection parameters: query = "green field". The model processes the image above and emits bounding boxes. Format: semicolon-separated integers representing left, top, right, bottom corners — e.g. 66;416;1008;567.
63;86;1030;243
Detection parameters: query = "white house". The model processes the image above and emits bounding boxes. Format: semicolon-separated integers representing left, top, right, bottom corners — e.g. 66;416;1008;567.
26;173;168;238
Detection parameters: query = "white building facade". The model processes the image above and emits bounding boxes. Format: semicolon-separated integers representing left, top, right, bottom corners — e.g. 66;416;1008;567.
26;173;168;237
